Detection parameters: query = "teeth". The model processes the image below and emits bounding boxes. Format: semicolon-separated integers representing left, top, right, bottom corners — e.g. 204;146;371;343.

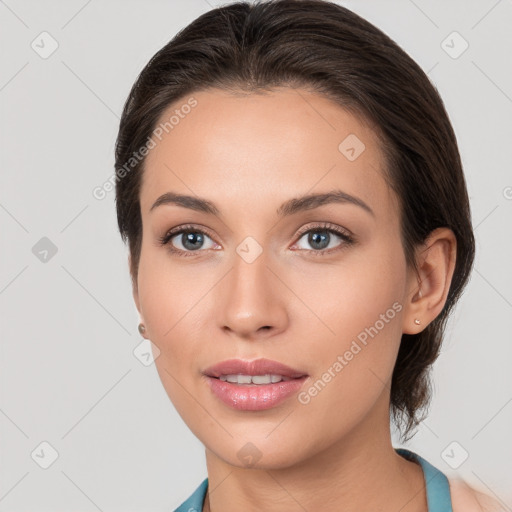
218;374;289;384
252;374;273;384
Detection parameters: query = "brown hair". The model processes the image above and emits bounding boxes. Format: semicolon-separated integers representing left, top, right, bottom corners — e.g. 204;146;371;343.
115;0;475;441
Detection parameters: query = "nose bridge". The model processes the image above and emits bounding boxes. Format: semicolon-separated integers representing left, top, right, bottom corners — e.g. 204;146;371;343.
232;243;269;298
218;240;287;337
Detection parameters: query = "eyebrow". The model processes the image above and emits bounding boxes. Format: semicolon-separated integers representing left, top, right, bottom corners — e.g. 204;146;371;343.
149;189;374;217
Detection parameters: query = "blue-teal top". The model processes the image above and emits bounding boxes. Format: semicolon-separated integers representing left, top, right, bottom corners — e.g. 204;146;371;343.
174;447;452;512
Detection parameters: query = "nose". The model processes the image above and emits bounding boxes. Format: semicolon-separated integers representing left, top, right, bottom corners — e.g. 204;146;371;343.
217;249;289;341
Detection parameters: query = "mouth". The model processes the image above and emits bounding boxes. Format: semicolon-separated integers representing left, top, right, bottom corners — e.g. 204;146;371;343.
218;374;294;384
202;358;309;411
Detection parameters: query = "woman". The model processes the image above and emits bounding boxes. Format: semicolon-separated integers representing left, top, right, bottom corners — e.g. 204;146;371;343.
114;1;503;510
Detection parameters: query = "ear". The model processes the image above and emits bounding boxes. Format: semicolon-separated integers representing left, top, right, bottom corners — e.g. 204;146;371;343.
402;227;457;334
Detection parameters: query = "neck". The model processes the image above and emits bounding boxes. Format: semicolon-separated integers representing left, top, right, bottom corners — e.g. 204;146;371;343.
203;395;427;512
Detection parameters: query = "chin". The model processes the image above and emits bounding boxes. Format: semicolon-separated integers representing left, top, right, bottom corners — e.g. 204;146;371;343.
203;431;317;470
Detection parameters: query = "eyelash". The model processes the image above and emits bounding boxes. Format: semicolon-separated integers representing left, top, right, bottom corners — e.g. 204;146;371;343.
157;222;355;258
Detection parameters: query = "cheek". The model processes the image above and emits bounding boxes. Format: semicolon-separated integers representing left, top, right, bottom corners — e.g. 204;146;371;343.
136;254;196;379
137;255;211;429
287;240;406;413
137;245;213;339
288;234;405;344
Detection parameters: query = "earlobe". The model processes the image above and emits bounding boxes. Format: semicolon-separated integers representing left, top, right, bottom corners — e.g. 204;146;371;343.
403;227;457;334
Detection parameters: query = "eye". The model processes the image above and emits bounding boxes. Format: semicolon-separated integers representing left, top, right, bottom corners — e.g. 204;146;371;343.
158;222;355;258
158;224;219;257
292;223;354;255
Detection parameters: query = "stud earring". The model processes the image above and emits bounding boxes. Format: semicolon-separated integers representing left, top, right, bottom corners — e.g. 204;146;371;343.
414;319;421;325
138;323;146;335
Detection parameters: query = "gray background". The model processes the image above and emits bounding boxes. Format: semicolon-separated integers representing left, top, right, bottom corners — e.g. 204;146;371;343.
1;0;511;510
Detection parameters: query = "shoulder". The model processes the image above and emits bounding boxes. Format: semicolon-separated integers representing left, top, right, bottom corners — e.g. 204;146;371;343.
449;477;505;512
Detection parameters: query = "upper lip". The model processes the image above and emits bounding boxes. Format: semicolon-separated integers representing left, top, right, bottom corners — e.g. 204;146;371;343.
203;358;308;379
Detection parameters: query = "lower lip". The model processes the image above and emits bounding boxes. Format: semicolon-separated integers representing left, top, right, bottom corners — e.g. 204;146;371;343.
206;376;308;411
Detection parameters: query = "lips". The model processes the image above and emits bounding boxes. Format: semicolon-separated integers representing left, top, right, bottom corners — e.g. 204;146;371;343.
203;358;307;379
202;358;309;411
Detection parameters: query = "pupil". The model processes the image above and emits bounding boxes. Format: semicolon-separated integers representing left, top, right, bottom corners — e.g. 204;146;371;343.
309;231;329;250
183;232;203;250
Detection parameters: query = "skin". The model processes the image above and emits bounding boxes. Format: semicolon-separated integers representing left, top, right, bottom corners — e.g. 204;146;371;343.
131;87;457;512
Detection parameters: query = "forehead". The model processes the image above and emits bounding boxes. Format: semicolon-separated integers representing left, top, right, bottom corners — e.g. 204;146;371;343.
140;87;395;219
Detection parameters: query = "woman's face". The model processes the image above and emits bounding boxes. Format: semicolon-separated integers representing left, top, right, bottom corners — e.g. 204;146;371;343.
133;87;415;468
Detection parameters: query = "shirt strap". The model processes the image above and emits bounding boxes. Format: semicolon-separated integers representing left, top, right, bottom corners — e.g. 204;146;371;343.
396;448;453;512
173;477;208;512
